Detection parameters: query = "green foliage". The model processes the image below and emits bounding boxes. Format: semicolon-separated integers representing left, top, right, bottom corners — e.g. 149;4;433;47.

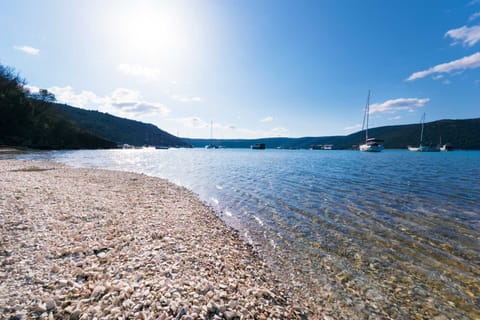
0;64;116;149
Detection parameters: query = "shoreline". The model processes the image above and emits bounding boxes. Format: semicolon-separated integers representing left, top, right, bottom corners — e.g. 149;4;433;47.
0;160;312;319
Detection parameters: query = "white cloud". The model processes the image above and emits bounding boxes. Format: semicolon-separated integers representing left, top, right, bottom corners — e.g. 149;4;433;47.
344;124;362;131
47;86;170;117
23;84;40;94
108;88;170;116
469;12;480;21
369;98;430;114
406;52;480;81
270;127;288;136
388;115;402;121
117;64;160;80
260;116;274;123
171;94;203;103
445;25;480;46
170;117;210;129
14;45;39;55
168;116;288;138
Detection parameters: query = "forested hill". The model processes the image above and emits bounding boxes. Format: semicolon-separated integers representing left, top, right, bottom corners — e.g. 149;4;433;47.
186;117;480;150
0;64;189;149
52;104;189;147
340;118;480;150
0;65;115;149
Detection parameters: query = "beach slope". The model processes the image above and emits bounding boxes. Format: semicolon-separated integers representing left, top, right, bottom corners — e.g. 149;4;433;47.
0;160;308;319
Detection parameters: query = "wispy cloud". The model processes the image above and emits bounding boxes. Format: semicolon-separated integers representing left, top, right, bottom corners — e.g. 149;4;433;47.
469;12;480;21
270;127;288;136
44;86;170;117
117;64;160;80
388;115;402;121
344;124;362;131
370;98;430;114
171;117;210;129
109;88;170;116
14;45;39;55
406;52;480;81
171;94;203;103
445;25;480;46
260;116;273;123
169;116;288;138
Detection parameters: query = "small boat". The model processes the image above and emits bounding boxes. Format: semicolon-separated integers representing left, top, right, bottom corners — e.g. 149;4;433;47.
440;144;453;152
360;138;384;152
438;137;453;152
251;143;266;150
408;113;438;152
359;90;384;152
205;121;219;149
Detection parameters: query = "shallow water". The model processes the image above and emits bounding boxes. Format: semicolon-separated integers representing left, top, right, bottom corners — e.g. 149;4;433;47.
19;149;480;319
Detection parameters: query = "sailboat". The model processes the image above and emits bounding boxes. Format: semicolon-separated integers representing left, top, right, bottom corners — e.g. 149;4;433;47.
205;121;219;149
408;113;438;152
359;90;384;152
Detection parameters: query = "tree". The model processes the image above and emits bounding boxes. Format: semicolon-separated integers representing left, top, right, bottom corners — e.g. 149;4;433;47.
30;88;56;103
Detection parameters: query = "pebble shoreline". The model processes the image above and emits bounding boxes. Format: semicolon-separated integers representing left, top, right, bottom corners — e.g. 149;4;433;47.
0;160;313;320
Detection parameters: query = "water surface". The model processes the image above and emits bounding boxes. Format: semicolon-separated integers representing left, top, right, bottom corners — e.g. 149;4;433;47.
19;149;480;319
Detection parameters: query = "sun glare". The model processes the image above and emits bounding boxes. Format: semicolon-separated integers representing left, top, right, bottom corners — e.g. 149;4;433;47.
109;4;195;64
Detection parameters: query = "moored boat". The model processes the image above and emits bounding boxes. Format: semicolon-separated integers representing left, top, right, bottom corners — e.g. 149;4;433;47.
408;113;439;152
359;90;384;152
251;143;266;150
360;138;384;152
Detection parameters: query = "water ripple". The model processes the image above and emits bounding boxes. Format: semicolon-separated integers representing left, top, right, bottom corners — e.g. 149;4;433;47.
20;149;480;319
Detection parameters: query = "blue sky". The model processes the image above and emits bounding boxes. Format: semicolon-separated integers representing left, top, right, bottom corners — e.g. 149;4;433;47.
1;0;479;138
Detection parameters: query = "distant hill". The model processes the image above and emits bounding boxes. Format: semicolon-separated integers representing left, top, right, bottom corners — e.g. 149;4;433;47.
184;136;342;149
53;104;190;147
186;118;480;150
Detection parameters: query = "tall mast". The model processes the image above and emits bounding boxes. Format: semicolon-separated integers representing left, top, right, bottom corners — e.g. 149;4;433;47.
362;90;371;142
420;112;425;144
210;120;213;143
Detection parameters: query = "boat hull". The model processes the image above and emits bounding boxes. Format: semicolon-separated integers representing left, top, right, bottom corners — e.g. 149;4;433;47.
408;145;439;152
359;144;384;152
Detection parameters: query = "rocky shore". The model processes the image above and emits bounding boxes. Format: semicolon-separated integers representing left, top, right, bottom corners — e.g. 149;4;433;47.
0;160;311;319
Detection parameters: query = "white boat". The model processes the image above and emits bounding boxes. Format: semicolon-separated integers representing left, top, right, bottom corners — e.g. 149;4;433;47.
439;137;453;151
407;145;430;152
408;113;438;152
204;121;220;149
359;90;384;152
440;144;453;152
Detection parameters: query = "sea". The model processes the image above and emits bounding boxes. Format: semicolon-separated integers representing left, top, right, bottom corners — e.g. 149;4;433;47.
15;148;480;319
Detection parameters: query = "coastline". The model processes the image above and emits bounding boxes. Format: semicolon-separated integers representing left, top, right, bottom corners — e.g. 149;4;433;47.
0;160;311;319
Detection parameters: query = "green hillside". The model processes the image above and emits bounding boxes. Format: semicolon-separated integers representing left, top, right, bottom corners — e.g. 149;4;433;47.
338;118;480;149
0;63;189;149
53;104;189;147
186;118;480;150
0;65;115;149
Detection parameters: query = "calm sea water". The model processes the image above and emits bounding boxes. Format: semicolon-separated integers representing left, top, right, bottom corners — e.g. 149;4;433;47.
18;149;480;319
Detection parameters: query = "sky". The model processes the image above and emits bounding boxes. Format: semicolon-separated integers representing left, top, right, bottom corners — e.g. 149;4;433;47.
1;0;479;139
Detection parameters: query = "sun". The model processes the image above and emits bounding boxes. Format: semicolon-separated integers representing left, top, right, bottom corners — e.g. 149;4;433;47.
110;3;192;62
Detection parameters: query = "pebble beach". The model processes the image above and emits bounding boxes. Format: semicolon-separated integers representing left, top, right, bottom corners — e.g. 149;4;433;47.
0;160;311;320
